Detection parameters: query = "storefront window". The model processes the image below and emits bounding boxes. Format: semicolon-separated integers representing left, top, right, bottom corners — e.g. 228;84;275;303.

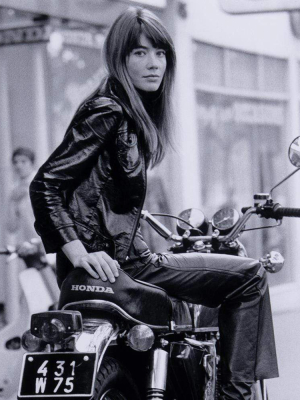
0;13;106;249
262;55;288;92
194;42;224;87
47;27;106;148
226;49;259;90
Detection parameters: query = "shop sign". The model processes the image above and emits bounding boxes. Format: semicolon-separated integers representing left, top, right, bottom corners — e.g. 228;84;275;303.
0;25;51;46
0;25;104;49
59;30;105;49
198;101;285;128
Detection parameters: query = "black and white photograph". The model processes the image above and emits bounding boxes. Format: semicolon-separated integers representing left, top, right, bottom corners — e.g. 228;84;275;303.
0;1;299;399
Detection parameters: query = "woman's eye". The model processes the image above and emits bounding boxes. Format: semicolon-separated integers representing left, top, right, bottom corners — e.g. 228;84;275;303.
134;50;146;57
157;50;166;57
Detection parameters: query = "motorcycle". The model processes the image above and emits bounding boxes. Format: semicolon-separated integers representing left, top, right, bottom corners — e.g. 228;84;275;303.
17;136;300;400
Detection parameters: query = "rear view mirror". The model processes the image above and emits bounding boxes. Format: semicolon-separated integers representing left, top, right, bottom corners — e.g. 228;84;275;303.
289;136;300;168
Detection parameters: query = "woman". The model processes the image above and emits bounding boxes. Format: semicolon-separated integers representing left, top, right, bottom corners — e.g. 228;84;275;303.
30;7;278;399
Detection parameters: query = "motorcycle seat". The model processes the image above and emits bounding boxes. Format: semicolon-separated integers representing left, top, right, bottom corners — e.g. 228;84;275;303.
58;268;192;331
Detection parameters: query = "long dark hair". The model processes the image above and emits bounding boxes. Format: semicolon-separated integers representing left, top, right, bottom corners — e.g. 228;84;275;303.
103;7;176;167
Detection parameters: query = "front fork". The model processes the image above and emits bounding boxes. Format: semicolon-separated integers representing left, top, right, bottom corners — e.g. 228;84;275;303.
146;347;169;400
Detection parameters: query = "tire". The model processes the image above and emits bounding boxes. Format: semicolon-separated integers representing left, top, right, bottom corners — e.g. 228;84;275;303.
92;356;141;400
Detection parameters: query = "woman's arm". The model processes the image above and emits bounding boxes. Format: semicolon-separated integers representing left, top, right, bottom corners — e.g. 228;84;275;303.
30;99;123;282
30;99;122;254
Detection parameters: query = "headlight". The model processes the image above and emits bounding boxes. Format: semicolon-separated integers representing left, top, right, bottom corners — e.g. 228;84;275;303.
127;325;155;352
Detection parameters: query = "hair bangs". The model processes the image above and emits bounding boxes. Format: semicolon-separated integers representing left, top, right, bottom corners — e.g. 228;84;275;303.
140;22;170;51
125;18;171;57
125;22;143;55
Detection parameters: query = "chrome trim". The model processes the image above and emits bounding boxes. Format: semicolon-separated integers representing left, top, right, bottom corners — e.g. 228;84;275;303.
188;303;202;328
192;327;219;333
173;324;193;331
75;321;115;352
62;300;170;331
185;337;215;348
147;348;169;391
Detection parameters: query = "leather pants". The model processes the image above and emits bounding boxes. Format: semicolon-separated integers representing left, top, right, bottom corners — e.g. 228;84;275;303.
122;252;279;382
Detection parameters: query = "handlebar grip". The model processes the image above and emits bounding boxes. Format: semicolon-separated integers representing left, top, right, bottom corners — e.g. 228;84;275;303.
141;210;173;239
241;207;251;214
0;246;15;255
273;206;300;218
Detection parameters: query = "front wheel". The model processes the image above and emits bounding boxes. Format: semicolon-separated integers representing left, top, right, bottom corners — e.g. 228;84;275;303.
92;356;141;400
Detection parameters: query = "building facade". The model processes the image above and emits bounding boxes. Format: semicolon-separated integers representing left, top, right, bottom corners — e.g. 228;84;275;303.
175;2;300;398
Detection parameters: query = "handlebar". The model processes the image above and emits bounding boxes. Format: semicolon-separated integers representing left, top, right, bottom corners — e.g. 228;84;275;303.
142;201;300;247
0;241;48;271
0;246;16;256
141;210;182;242
242;203;300;219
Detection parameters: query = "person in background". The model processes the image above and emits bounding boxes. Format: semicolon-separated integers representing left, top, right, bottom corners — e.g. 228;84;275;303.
6;147;37;245
6;147;59;307
29;7;278;399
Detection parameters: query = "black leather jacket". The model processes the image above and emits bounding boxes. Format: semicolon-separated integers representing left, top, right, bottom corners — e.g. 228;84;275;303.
30;79;147;263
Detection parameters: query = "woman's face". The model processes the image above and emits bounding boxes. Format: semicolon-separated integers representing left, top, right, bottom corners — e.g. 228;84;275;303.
126;33;167;92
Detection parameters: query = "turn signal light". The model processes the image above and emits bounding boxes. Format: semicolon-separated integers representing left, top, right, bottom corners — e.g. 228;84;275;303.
127;325;155;352
22;330;45;352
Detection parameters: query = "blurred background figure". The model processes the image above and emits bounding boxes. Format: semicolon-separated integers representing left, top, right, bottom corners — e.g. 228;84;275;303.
6;147;37;246
5;146;57;298
0;147;59;400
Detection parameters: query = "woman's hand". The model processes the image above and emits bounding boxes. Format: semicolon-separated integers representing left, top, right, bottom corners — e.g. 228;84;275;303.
73;251;120;283
62;240;120;283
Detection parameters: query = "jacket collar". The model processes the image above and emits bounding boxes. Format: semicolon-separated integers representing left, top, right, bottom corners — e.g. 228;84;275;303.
102;77;134;120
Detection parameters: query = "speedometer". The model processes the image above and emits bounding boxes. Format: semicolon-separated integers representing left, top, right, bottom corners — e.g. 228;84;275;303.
211;208;240;232
177;208;209;235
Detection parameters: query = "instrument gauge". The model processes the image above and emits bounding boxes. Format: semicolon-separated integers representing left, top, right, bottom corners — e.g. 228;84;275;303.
177;208;208;235
211;208;240;233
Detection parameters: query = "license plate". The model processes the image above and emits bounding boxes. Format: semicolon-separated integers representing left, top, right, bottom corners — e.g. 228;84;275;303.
18;352;97;398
